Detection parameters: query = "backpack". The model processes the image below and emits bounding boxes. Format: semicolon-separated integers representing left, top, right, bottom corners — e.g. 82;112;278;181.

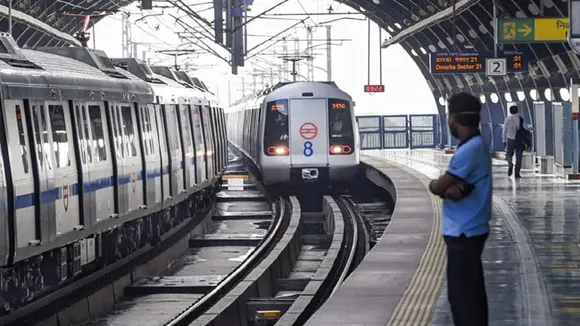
516;128;532;150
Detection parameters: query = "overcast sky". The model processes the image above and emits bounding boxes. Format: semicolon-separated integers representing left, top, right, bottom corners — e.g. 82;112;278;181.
93;0;437;115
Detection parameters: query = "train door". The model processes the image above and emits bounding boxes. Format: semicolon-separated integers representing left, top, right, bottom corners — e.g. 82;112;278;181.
109;103;125;216
154;105;171;201
145;104;162;204
163;105;183;196
86;102;114;224
191;105;207;183
200;105;214;179
118;104;144;212
28;101;55;243
288;98;329;166
0;142;7;265
138;104;157;206
178;104;195;189
45;101;80;236
4;100;37;249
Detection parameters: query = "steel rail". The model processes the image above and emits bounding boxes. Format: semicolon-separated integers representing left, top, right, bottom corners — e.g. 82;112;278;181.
164;196;290;326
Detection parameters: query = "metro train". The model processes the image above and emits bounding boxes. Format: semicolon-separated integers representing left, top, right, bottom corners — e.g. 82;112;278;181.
0;33;228;313
226;81;360;189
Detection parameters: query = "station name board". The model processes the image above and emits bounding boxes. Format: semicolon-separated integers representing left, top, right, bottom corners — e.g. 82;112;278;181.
429;51;527;74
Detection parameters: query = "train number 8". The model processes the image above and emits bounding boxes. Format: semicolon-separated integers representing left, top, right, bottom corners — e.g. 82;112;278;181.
303;141;313;157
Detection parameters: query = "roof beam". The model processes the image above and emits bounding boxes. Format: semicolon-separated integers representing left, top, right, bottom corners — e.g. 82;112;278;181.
381;0;479;48
0;4;81;46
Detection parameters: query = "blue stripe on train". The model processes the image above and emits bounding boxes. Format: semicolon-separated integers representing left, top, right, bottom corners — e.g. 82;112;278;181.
14;164;176;210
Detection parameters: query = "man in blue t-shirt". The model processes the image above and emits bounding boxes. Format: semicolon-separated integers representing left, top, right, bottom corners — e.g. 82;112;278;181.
428;92;492;326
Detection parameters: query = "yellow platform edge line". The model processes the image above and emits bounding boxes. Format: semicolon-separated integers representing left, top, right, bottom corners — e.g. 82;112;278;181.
387;164;447;326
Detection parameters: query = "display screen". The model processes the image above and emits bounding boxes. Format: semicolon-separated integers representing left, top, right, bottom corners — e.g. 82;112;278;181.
429;51;527;74
364;85;385;93
270;103;286;112
332;102;347;109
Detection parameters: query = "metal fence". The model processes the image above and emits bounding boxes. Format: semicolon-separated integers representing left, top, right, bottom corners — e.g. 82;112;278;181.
356;114;439;150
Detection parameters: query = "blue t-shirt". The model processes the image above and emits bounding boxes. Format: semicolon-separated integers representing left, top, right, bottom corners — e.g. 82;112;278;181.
442;134;492;237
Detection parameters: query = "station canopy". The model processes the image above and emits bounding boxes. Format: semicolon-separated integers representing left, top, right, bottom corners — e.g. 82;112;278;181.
0;0;132;48
340;0;573;102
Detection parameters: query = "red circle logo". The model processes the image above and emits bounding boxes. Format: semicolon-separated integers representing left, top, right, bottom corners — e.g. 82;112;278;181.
299;122;318;140
63;185;69;212
131;172;137;193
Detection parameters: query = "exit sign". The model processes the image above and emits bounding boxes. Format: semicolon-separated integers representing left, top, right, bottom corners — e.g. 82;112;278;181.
364;85;384;93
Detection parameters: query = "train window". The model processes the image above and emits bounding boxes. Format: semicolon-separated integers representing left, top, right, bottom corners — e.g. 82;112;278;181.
191;105;205;151
327;99;354;153
155;106;167;155
263;100;289;155
146;107;156;154
15;105;29;173
139;106;149;156
75;105;87;164
167;106;181;153
112;106;124;158
121;106;137;157
180;106;192;149
88;105;107;162
48;105;71;168
39;105;52;170
81;106;92;163
328;99;353;138
32;105;44;169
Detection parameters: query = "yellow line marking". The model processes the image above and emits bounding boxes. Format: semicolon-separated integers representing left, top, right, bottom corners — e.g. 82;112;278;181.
385;161;447;326
221;174;249;181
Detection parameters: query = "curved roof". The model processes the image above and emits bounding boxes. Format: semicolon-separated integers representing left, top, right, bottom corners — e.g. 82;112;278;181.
340;0;573;101
0;0;132;48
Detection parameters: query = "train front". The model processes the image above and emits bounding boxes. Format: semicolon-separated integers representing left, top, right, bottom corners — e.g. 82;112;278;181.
259;82;360;190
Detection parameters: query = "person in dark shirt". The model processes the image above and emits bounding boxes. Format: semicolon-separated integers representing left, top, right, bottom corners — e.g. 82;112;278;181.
513;117;532;178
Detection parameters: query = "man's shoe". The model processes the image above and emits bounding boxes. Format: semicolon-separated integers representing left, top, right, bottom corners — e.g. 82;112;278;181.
515;174;522;179
508;166;513;177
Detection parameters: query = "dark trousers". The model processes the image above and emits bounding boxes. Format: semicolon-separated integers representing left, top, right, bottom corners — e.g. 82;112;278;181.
505;139;523;175
444;233;489;326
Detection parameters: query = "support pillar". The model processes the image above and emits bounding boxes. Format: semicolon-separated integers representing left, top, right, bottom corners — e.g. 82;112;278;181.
569;81;580;179
445;95;455;154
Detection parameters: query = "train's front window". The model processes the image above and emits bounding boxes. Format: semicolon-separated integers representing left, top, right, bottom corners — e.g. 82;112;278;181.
328;99;354;155
264;100;289;156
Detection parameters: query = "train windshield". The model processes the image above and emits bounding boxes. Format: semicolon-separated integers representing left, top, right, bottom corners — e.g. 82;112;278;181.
263;99;289;155
328;98;354;153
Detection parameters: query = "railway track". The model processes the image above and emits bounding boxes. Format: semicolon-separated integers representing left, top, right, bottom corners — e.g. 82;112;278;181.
14;152;394;326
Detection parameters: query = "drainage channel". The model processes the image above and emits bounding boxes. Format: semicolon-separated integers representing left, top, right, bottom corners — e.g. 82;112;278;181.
79;157;276;326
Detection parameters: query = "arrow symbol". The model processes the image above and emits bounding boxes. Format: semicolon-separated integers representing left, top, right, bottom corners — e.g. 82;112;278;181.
518;24;532;37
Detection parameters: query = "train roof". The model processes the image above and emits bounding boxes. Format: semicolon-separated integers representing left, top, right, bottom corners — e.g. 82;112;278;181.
0;33;152;102
229;81;343;107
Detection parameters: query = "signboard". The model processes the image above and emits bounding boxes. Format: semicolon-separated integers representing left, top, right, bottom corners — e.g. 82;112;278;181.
429;51;526;75
486;58;507;76
364;85;385;93
498;18;569;43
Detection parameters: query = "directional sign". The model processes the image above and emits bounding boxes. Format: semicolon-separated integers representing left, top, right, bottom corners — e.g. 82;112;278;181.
486;58;507;76
498;18;569;43
429;51;526;75
299;122;318;140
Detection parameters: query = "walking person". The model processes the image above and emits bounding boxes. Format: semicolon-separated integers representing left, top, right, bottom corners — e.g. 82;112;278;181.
513;116;532;178
503;105;521;178
428;92;492;326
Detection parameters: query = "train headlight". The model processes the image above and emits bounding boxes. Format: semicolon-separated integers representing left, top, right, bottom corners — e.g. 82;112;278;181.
267;145;289;156
329;145;353;155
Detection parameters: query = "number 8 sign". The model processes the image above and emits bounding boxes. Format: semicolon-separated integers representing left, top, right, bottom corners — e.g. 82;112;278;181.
486;58;507;76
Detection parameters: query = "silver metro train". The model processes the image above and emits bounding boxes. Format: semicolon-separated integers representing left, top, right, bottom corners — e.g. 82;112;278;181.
0;33;227;313
227;81;360;188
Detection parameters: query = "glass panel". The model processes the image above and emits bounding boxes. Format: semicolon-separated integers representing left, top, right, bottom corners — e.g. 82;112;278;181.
15;105;29;173
88;105;107;161
48;105;70;168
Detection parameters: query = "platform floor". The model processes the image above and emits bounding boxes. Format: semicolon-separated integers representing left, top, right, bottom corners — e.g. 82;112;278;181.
363;149;580;326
